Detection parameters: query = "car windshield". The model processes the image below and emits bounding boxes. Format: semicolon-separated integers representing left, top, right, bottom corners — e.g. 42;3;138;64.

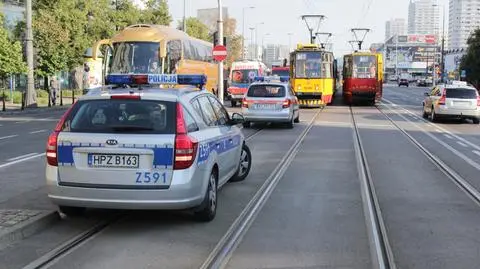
62;99;176;134
247;85;286;98
352;55;377;79
272;69;289;77
446;88;478;99
295;52;322;78
110;42;162;74
231;69;258;83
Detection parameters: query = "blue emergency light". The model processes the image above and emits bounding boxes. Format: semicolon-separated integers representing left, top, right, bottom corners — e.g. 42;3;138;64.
105;74;207;88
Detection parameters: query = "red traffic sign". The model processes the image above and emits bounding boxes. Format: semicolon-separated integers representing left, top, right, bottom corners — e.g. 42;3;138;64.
212;45;227;62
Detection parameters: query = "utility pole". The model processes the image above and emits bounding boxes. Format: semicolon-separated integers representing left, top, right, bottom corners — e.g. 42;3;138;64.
217;0;224;103
255;22;264;61
249;27;255;59
241;6;254;59
25;0;36;107
183;0;187;32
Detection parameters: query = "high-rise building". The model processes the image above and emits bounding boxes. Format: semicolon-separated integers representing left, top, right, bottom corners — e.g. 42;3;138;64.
197;7;229;33
264;44;279;67
385;18;407;40
408;0;440;35
448;0;480;49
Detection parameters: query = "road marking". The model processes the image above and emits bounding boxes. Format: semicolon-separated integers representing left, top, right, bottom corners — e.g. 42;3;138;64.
0;135;18;140
457;141;468;147
436;129;443;133
473;150;480;157
29;129;47;134
0;153;45;169
7;152;39;161
383;98;480;152
14;121;30;124
444;134;453;139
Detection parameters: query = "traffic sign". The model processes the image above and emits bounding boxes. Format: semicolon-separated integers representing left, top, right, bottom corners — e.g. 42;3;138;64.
212;45;227;62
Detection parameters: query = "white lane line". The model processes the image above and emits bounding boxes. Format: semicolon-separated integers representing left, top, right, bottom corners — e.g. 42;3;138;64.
0;153;45;169
457;141;468;147
7;152;39;161
14;121;30;124
0;124;3;127
0;135;18;140
383;98;480;152
473;151;480;157
444;134;453;139
29;129;47;134
436;129;443;133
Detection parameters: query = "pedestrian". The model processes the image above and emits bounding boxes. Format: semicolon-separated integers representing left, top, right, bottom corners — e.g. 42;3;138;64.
50;77;58;106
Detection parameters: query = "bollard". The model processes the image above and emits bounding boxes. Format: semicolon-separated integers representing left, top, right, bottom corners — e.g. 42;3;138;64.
60;88;63;106
2;91;5;112
21;91;26;110
48;88;51;107
72;89;75;105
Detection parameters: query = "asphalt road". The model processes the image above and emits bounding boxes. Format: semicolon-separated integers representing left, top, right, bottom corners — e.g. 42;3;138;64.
1;86;480;269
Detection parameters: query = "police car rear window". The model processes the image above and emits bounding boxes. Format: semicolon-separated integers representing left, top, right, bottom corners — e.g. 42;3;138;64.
446;88;478;99
62;99;176;134
247;85;286;98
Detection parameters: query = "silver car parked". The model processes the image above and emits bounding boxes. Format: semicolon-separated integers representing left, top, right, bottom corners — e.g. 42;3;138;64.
422;82;480;124
241;77;300;128
46;77;252;222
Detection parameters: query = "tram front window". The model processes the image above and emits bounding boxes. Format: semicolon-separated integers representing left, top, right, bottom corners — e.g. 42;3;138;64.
110;42;162;74
295;52;322;79
352;55;376;79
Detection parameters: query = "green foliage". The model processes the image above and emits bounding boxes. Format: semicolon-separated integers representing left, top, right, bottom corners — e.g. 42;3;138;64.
0;13;27;80
0;90;22;104
226;35;242;67
31;0;173;78
178;17;210;42
460;28;480;88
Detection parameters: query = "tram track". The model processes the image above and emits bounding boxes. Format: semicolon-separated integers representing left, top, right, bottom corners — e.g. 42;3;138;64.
19;112;319;269
349;106;396;269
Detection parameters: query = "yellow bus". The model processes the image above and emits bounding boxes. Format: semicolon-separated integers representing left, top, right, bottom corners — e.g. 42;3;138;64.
92;24;218;92
289;43;336;107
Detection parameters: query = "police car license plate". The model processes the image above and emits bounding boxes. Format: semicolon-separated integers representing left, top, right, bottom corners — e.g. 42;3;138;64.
88;153;139;168
255;103;276;110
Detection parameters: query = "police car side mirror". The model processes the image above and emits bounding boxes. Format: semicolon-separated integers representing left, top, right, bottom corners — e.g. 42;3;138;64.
230;113;245;125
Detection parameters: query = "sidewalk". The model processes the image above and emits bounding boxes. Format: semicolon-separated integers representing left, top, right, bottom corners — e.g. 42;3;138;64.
0;97;74;116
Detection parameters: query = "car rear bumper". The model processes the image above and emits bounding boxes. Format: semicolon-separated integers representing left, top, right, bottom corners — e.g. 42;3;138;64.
241;109;292;122
435;107;480;118
46;165;206;210
229;94;245;101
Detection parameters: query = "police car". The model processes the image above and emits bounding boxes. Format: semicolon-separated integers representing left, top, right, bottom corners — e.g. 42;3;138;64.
241;76;300;128
45;74;252;222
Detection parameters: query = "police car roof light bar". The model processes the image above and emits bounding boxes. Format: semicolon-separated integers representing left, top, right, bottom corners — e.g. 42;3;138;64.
105;74;207;88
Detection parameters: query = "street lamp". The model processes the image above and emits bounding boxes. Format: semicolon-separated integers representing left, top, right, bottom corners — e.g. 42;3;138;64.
249;27;255;59
255;22;264;60
262;33;271;62
433;3;445;83
242;6;255;59
288;33;293;52
217;0;224;103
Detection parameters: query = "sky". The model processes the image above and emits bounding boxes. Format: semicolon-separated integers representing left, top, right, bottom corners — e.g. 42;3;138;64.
166;0;449;57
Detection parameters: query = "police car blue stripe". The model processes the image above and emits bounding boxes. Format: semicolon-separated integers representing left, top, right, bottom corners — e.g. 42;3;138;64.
57;143;174;166
197;135;241;163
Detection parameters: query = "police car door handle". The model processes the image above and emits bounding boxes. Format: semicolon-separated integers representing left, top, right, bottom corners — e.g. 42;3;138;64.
228;138;233;143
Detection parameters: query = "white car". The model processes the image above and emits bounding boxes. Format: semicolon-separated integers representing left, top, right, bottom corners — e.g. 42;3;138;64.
46;74;252;222
422;81;480;124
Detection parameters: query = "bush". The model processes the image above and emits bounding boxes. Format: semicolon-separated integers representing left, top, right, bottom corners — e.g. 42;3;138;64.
36;89;49;98
0;90;22;104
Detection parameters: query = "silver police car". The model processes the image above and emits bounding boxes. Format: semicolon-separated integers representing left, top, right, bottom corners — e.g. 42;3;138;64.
422;81;480;124
46;74;252;222
241;76;300;128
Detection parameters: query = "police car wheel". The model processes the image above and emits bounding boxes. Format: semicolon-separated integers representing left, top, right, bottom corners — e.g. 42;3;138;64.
58;206;86;217
231;100;237;107
286;117;294;129
230;144;252;182
422;107;428;119
472;118;480;124
242;121;250;128
194;169;217;222
294;114;300;123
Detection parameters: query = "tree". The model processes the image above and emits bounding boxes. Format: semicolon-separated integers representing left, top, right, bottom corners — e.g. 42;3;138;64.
140;0;172;25
178;17;210;42
460;28;480;88
0;12;27;81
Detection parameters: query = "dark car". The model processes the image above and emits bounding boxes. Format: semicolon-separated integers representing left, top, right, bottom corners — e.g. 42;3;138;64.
398;78;409;87
417;78;427;87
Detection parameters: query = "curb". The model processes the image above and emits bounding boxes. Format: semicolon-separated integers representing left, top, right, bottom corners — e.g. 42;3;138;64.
0;210;59;250
0;106;70;116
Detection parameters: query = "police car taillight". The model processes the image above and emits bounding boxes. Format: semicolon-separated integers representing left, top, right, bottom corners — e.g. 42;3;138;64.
282;99;291;108
174;103;198;170
46;105;75;166
242;97;249;108
477;95;480;106
46;131;59;166
438;89;446;105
